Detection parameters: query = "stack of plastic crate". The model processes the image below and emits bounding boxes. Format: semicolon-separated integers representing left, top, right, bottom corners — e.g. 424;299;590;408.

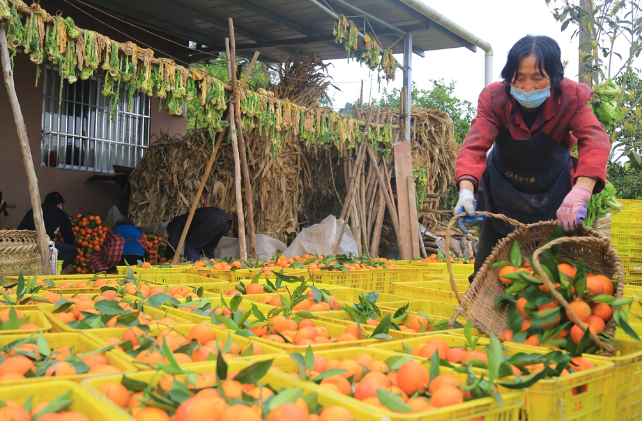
611;199;642;285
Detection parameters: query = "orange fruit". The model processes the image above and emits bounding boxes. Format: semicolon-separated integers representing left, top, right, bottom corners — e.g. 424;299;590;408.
408;316;429;332
570;325;586;345
98;382;130;408
320;375;351;395
318;407;354;421
428;374;461;394
591;274;614;296
0;406;30;421
585;277;604;297
133;407;170;421
566;301;591;323
587;315;605;334
88;365;121;375
354;376;389;401
570;356;594;371
516;297;531;319
446;347;467;363
498;266;517;285
431;386;464;408
221;405;261;421
0;356;35;376
82;354;109;368
500;330;513;342
525;335;541;346
591;302;613;321
266;403;307;421
406;397;433;412
188;323;216;345
558;263;577;279
337;360;363;381
344;322;363;339
271;315;290;333
396;361;429;396
175;397;225;421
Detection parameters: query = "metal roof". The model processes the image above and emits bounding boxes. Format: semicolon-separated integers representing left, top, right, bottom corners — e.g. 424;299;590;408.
79;0;480;62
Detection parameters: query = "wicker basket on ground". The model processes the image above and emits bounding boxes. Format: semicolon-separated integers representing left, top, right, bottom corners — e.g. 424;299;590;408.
446;214;623;354
0;230;45;280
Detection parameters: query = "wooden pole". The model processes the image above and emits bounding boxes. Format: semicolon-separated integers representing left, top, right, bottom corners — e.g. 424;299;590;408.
225;38;247;260
172;114;229;263
229;19;258;258
171;50;260;263
0;25;51;274
370;191;385;257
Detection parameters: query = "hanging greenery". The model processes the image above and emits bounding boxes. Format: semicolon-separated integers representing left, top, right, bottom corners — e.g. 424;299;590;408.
0;2;395;157
333;14;397;81
413;168;427;211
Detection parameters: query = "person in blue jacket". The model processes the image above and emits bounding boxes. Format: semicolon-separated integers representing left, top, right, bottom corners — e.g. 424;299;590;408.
91;219;147;272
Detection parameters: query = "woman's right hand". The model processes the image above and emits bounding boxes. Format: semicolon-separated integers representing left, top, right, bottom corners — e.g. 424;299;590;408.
454;188;486;234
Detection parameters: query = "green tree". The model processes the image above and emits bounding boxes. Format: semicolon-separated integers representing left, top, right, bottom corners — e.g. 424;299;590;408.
607;160;642;199
187;54;277;131
375;79;476;142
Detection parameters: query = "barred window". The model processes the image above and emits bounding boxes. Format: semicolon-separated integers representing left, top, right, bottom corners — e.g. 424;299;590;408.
41;66;150;173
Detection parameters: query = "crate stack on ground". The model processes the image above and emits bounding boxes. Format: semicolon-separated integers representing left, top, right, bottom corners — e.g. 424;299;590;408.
611;199;642;285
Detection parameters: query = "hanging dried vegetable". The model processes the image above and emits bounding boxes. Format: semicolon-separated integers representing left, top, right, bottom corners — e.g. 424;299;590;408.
381;48;396;81
333;14;348;44
345;20;359;60
413;168;427;211
358;33;380;71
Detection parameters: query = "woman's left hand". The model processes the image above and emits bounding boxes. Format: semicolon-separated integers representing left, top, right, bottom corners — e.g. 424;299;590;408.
557;186;591;232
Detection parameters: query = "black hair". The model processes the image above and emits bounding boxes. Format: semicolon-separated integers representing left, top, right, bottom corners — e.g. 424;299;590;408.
43;192;65;205
500;35;565;92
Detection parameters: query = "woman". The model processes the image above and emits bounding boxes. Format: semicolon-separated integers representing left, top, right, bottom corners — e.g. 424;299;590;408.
454;35;610;282
91;219;147;272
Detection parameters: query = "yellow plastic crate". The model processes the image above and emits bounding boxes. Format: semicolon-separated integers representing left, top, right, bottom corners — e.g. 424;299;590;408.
313;309;466;339
270;347;524;421
187;267;232;281
618;246;642;259
57;260;63;274
42;305;192;332
367;268;402;293
85;323;285;369
230;268;309;282
140;273;228;285
622;258;642;273
370;334;612;421
240;287;406;308
159;295;277;323
391;281;460;304
0;380;127;420
417;280;469;293
0;310;52;334
613;208;642;222
0;332;137;385
82;361;389;421
379;299;467;324
117;265;194;275
611;235;642;248
618;199;642;211
612;222;642;236
311;269;369;289
246;318;387;353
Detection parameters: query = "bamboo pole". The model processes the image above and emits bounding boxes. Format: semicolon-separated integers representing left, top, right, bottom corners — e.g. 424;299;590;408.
172;50;260;263
225;38;247;260
0;24;51;274
366;142;401;247
172;114;229;263
370;192;385;257
229;19;257;258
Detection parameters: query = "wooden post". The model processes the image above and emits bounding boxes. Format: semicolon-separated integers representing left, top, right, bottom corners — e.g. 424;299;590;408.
394;87;420;259
225;38;247;260
0;25;51;274
229;19;258;258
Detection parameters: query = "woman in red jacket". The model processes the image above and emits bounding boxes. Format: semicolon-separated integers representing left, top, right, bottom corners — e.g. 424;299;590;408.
454;35;610;282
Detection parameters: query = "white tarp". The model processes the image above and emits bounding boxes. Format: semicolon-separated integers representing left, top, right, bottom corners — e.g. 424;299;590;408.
215;234;288;260
284;215;358;258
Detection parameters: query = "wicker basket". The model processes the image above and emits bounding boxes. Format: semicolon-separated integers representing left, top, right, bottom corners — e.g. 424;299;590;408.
446;214;624;353
0;230;45;279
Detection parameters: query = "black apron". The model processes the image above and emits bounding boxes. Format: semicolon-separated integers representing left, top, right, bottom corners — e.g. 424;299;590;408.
476;106;576;235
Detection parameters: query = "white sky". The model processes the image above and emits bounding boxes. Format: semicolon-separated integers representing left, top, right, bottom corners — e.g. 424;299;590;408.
325;0;583;109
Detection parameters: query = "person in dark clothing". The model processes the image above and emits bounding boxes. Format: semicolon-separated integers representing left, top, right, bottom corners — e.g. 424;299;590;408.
166;207;232;262
91;219;147;272
18;192;77;268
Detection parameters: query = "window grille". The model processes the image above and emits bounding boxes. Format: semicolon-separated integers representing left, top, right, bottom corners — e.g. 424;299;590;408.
41;66;150;173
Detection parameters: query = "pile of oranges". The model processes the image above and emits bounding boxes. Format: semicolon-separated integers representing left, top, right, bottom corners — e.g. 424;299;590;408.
55;213;110;274
0;334;123;382
96;365;357;421
0;308;40;331
497;258;618;351
102;323;265;366
0;394;91;421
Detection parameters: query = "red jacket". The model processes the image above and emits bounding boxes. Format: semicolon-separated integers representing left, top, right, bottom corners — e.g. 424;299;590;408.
456;78;610;193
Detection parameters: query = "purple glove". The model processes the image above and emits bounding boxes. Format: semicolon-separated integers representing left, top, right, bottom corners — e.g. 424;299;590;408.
557;186;591;232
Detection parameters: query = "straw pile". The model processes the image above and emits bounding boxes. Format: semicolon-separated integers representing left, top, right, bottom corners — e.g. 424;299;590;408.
128;54;459;247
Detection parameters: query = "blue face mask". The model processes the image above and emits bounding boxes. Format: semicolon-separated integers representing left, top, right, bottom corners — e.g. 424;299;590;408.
510;84;551;109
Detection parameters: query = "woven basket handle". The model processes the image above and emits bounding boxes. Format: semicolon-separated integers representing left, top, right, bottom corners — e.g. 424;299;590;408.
445;212;524;304
532;236;615;354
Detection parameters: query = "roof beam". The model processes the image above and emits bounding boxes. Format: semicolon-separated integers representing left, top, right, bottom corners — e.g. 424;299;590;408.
79;0;221;46
383;0;477;52
145;0;273;43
